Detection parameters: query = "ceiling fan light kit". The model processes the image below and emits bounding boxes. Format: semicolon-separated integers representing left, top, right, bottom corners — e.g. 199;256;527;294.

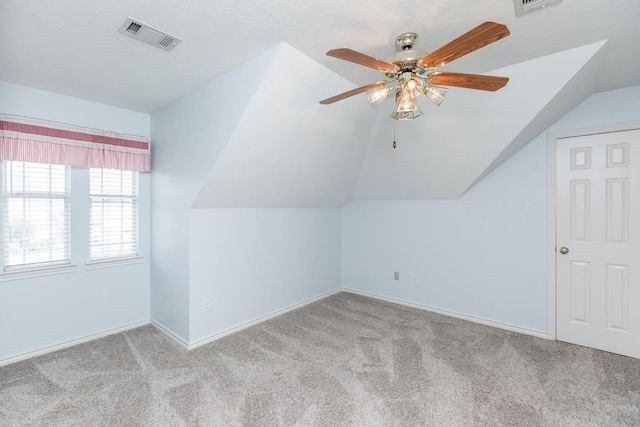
423;85;448;106
320;21;511;121
366;83;390;107
391;81;423;120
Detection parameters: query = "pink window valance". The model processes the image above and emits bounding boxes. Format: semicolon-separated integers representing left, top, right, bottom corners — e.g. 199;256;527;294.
0;114;150;172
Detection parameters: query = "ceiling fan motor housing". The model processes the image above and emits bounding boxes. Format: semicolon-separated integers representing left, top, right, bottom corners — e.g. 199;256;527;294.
396;32;418;50
387;32;428;74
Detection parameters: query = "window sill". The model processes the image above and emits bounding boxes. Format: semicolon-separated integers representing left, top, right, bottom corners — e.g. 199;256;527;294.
0;264;77;282
85;256;144;270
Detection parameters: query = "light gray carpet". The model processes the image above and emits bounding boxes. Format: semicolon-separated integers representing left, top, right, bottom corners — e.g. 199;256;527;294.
1;292;639;426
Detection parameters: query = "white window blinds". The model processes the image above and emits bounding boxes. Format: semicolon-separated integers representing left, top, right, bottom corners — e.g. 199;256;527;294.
89;169;138;260
2;161;71;270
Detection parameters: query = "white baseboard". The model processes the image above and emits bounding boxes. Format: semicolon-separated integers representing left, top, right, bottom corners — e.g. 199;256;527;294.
0;288;545;367
0;289;341;365
187;288;342;350
150;319;189;350
0;319;150;367
342;288;548;339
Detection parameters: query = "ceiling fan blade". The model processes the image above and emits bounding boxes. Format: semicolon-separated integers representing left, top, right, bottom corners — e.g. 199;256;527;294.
428;72;509;91
327;48;400;73
417;22;510;69
319;81;389;105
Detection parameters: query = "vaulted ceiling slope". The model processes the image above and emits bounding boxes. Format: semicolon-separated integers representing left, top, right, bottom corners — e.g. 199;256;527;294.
192;41;605;207
353;41;607;200
191;43;377;208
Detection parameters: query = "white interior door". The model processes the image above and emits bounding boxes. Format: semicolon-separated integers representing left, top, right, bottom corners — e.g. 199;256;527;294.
556;128;639;358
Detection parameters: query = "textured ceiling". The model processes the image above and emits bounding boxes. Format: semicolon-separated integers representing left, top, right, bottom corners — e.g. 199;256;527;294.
0;0;638;113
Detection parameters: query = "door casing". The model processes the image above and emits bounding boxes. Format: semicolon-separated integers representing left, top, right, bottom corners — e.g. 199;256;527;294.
546;120;640;340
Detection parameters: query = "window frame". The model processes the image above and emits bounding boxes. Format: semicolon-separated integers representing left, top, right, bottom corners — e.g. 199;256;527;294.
1;161;76;280
87;168;140;266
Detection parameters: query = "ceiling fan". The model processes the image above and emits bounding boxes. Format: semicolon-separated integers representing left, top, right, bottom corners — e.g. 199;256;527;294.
319;22;511;120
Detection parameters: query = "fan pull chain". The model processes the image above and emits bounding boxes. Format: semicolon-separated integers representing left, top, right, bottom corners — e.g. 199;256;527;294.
393;121;397;149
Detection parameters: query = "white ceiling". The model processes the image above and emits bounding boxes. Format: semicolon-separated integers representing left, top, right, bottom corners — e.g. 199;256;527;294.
0;0;638;113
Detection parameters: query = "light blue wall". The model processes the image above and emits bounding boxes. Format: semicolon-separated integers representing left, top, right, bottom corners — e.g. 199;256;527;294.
189;209;341;343
342;141;547;331
342;85;640;334
149;48;277;341
0;81;151;361
2;72;638;361
150;44;346;343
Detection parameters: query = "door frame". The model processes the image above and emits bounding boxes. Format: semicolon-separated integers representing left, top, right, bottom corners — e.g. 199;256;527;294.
546;120;640;340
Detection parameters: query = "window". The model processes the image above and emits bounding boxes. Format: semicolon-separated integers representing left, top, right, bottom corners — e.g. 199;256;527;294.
89;169;138;260
2;161;71;270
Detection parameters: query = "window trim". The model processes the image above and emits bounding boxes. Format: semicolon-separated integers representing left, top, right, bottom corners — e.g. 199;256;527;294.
2;161;71;272
85;255;143;271
0;263;77;282
88;169;139;262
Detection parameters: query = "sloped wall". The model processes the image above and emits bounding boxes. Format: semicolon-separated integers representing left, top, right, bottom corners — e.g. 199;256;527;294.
192;44;377;208
353;41;607;199
150;47;278;341
190;42;607;207
151;43;368;342
187;44;375;342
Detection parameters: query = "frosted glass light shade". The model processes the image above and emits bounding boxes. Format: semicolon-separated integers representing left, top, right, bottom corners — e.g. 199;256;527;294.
424;85;448;106
366;84;390;107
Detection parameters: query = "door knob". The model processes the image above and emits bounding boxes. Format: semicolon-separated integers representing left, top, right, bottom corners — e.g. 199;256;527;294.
559;247;569;254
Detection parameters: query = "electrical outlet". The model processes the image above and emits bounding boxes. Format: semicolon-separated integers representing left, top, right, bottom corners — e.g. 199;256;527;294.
412;275;418;285
365;269;371;277
202;299;210;313
394;271;400;280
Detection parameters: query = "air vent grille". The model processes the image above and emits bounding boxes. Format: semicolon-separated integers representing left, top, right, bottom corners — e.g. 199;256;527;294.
158;35;177;48
126;22;142;34
514;0;562;17
118;17;182;51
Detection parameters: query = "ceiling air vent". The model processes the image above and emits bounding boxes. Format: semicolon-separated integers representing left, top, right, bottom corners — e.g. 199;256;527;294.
118;17;182;51
514;0;562;17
